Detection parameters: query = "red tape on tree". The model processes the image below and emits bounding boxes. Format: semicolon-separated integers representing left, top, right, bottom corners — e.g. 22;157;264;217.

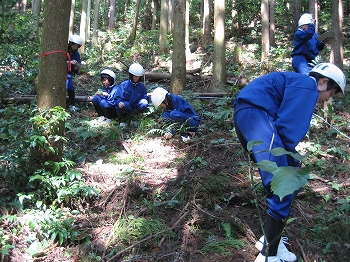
39;50;71;78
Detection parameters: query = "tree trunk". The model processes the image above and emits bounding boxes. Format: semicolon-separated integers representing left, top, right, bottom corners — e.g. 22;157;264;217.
201;0;211;48
168;0;174;32
69;0;76;36
171;0;186;94
269;0;275;47
159;0;169;53
37;0;71;162
261;0;269;62
151;0;157;30
330;0;343;69
210;0;226;91
185;0;191;57
108;0;116;32
79;0;88;54
92;0;100;47
31;0;41;29
292;0;301;30
130;0;142;42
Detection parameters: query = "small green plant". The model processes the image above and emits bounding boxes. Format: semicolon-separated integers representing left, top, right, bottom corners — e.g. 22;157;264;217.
110;215;173;246
0;215;17;256
200;222;246;257
24;207;81;250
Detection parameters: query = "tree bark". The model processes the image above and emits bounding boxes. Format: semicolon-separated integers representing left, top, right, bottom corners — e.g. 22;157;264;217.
269;0;275;47
210;0;226;91
201;0;211;48
69;0;76;36
261;0;269;62
92;0;100;47
130;0;142;42
330;0;343;69
37;0;71;162
159;0;169;53
80;0;89;54
171;0;186;94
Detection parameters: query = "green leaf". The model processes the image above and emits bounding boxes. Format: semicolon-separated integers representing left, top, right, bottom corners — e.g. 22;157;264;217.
271;166;310;201
269;148;309;161
26;241;42;256
257;160;278;173
247;140;263;152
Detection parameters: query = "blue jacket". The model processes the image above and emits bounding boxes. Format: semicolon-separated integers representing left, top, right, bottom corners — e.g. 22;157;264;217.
101;84;118;106
165;94;199;118
233;72;318;152
291;23;324;61
68;50;81;75
115;80;148;111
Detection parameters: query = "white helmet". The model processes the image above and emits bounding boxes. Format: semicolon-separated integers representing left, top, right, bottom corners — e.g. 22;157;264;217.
298;13;313;27
151;87;169;107
310;63;346;94
100;69;116;83
129;63;145;76
69;34;83;46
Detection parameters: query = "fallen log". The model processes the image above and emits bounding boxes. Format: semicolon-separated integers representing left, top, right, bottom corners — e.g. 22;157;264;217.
0;92;229;105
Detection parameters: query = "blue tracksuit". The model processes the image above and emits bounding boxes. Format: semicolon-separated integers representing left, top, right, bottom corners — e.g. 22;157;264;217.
66;50;81;92
291;23;325;74
91;84;119;119
114;80;149;116
162;94;200;132
233;72;318;220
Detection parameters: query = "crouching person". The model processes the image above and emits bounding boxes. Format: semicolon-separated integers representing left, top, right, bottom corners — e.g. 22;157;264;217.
151;87;200;143
114;63;149;118
91;69;118;124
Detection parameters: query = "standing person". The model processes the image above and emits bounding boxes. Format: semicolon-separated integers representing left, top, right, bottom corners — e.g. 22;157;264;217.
114;63;149;118
151;87;200;142
233;63;346;262
291;13;326;75
66;34;83;112
91;69;118;124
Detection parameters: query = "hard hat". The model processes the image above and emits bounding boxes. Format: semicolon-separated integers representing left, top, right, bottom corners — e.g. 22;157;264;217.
128;63;145;76
298;13;313;27
69;35;83;46
151;87;169;107
100;69;116;83
310;63;346;94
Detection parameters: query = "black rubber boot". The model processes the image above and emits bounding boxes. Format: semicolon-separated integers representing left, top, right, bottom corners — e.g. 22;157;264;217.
67;90;75;106
102;107;115;120
261;213;284;257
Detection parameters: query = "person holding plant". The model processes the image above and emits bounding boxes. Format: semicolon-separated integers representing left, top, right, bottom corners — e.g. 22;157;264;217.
66;34;83;112
291;13;326;75
233;63;346;262
91;69;119;124
151;87;200;143
114;63;149;118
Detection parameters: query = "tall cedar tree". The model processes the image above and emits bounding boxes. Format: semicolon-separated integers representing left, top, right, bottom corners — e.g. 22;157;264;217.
37;0;71;162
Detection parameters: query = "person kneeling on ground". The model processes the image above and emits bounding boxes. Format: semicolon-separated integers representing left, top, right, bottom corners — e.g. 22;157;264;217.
91;69;118;124
151;87;200;142
233;63;346;262
114;63;149;118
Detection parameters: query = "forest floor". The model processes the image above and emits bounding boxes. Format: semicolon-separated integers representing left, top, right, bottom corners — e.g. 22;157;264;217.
3;48;350;262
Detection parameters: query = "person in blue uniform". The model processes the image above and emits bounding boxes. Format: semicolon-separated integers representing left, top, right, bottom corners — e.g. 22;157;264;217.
91;69;119;124
114;63;149;117
291;13;325;75
151;87;200;142
66;35;83;112
233;63;346;262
